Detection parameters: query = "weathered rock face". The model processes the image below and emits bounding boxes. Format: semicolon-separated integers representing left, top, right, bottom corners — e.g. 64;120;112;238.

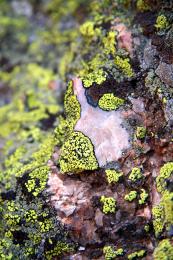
1;0;173;259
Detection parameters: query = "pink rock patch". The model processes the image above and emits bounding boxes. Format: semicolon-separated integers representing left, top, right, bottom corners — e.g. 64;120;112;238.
73;78;130;167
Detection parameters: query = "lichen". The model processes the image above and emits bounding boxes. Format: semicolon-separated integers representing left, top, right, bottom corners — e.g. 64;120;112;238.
98;93;125;111
152;205;164;237
156;162;173;194
125;191;137;202
114;56;134;78
155;15;169;30
59;131;98;173
154;239;173;260
139;189;148;205
82;69;107;88
129;167;142;182
135;126;146;139
136;0;150;12
128;250;146;260
100;196;116;214
105;169;123;184
102;31;117;55
103;246;124;260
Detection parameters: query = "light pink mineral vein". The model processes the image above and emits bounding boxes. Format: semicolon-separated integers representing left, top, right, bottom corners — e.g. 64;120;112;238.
73;78;130;167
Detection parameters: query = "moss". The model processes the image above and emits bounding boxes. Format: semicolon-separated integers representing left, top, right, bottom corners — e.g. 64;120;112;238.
129;167;142;182
128;250;145;259
156;162;173;194
100;196;116;214
105;169;123;184
154;239;173;260
152;205;164;237
98;93;124;111
103;246;124;260
155;15;169;30
59;131;98;173
125;191;137;202
115;56;134;78
135;127;146;139
139;189;148;205
82;69;107;88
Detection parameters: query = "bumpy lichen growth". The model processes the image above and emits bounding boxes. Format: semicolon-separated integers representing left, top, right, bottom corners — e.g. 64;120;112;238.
139;189;148;205
156;162;173;194
82;69;107;88
129;167;142;182
98;93;124;111
153;239;173;260
155;15;169;30
105;169;123;184
103;246;124;260
103;31;117;55
54;81;81;146
125;191;137;202
59;131;98;173
115;56;134;77
152;205;164;237
100;196;116;214
128;250;145;259
136;0;150;11
135;126;146;139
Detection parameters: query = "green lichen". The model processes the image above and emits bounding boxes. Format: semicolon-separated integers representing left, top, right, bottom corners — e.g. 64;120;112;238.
98;93;124;111
139;189;148;205
54;81;81;146
100;196;116;214
103;246;124;260
155;15;169;30
128;250;146;260
129;167;142;182
152;205;164;237
125;191;137;202
105;169;123;184
136;0;150;12
115;56;134;78
154;239;173;260
156;162;173;194
82;69;107;88
103;31;117;55
135;126;146;139
59;131;98;173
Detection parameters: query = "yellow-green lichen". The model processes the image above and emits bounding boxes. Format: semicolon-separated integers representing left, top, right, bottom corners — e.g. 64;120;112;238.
82;69;107;88
98;93;124;111
136;0;150;12
100;196;116;214
103;31;117;55
129;167;142;182
135;126;146;139
103;246;124;260
125;191;137;202
128;250;145;260
54;81;81;146
139;189;148;205
155;15;169;30
154;239;173;260
152;205;164;237
59;131;98;173
115;56;134;77
156;162;173;194
105;169;123;184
